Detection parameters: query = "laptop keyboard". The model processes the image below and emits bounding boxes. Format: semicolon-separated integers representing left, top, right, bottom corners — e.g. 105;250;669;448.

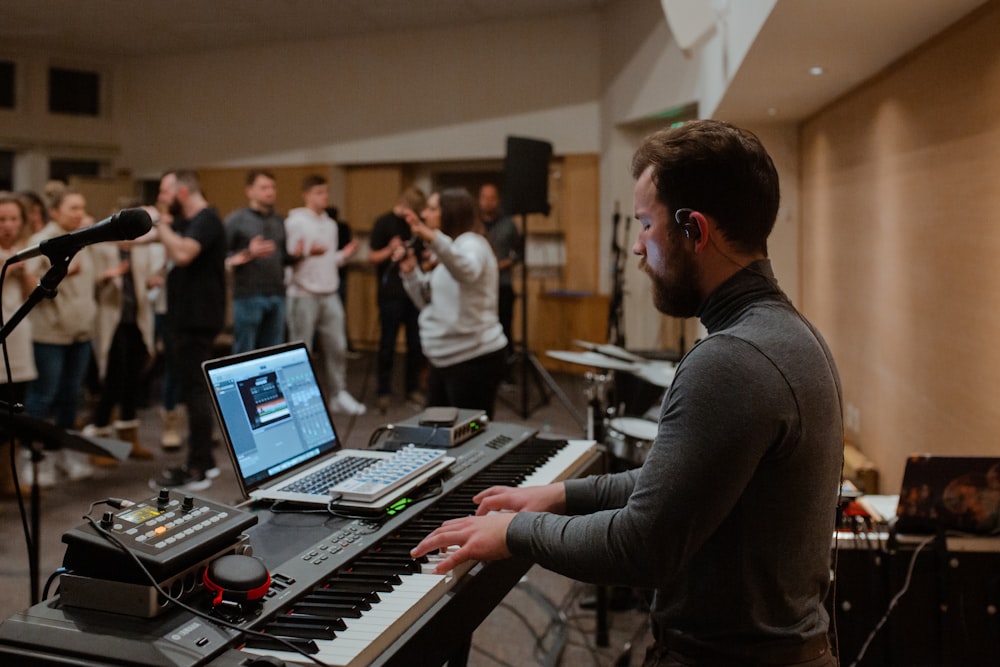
279;456;378;495
328;445;448;502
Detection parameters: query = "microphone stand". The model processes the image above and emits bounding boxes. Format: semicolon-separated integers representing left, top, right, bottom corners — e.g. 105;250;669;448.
1;251;74;605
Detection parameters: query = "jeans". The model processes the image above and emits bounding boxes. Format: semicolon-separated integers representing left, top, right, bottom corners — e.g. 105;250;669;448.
25;340;93;437
232;294;286;354
377;296;423;396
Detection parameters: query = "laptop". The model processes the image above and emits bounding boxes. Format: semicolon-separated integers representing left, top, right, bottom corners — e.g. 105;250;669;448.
203;342;448;507
894;454;1000;535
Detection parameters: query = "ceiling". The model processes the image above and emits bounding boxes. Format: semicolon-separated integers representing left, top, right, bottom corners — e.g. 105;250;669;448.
0;0;990;124
715;0;989;123
0;0;613;57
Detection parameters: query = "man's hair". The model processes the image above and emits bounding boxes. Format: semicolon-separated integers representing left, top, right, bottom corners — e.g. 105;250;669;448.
398;186;426;214
631;120;779;255
246;169;276;186
302;174;327;191
438;188;479;239
172;169;202;194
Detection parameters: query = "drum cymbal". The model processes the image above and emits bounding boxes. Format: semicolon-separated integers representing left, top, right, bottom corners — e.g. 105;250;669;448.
571;340;645;363
632;360;677;388
546;350;640;372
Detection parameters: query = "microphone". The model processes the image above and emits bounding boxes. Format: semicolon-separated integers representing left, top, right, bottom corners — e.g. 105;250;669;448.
6;208;153;264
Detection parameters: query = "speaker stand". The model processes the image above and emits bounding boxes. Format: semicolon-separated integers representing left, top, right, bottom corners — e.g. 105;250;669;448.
499;215;586;431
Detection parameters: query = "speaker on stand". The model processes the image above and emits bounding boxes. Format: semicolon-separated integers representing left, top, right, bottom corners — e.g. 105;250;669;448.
499;136;583;426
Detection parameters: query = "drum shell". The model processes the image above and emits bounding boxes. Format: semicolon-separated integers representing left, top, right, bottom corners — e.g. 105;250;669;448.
605;417;658;467
611;370;664;417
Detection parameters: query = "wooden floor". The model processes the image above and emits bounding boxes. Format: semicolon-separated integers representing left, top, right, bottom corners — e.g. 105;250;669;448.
0;351;655;666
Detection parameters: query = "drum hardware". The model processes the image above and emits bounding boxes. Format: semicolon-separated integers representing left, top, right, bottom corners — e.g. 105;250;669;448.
571;340;645;363
583;371;613;442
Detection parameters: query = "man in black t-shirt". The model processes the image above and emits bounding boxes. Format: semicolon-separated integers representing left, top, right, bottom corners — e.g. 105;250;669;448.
150;169;226;491
367;187;426;412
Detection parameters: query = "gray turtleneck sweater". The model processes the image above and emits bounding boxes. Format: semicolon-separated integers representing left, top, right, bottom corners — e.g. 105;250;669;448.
507;260;843;659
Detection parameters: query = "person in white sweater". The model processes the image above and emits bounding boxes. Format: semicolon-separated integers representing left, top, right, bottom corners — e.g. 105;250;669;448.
395;188;507;418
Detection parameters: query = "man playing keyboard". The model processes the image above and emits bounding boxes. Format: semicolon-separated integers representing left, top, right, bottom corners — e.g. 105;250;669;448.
413;121;844;667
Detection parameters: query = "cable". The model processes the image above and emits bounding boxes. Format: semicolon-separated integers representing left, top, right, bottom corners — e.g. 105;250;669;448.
367;424;395;449
1;262;41;606
77;499;332;667
42;567;67;601
848;533;935;667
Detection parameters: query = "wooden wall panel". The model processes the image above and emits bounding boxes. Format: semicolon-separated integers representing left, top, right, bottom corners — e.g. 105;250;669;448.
344;165;404;233
800;2;1000;492
560;154;600;293
197;164;334;219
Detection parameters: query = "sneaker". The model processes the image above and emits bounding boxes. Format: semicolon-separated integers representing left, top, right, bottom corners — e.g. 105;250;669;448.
59;450;95;481
407;390;426;407
205;466;221;480
20;453;58;489
377;395;390;414
149;465;211;492
331;390;366;416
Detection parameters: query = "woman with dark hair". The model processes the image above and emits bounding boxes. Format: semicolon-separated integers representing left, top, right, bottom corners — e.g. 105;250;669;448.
393;188;507;418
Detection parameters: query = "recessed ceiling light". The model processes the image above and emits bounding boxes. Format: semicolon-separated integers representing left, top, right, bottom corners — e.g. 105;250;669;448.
809;66;825;76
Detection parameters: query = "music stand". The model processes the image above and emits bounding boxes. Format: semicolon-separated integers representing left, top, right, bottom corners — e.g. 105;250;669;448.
499;137;585;429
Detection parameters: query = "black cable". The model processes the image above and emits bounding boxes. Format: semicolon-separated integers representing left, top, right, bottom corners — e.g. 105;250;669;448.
1;263;38;605
42;567;67;601
78;499;331;667
848;533;935;667
469;643;521;667
367;424;394;449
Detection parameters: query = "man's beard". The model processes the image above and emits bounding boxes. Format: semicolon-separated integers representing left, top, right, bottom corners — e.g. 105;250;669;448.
642;248;701;319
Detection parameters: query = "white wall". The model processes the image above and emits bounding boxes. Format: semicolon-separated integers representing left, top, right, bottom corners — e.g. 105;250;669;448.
116;14;604;177
596;0;791;348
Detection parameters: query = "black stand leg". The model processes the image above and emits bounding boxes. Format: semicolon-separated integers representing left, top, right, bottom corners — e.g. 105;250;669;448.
447;635;471;667
27;443;43;605
498;213;586;431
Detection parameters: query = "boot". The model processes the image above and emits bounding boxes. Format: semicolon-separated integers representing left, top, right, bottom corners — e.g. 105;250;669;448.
83;424;119;467
115;419;154;460
0;441;18;497
161;408;182;450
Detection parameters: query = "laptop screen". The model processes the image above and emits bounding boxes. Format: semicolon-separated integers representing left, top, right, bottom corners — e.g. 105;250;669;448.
895;454;1000;535
204;343;340;490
